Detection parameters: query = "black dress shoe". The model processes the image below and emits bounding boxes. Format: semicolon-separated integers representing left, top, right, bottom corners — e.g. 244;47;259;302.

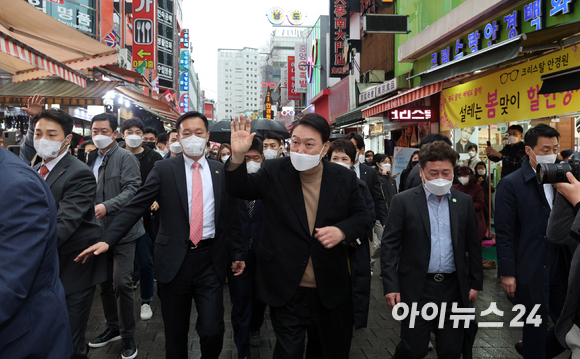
515;341;523;356
88;328;121;348
121;338;138;359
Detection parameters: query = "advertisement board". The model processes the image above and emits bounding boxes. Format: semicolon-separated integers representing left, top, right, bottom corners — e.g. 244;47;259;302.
132;0;156;71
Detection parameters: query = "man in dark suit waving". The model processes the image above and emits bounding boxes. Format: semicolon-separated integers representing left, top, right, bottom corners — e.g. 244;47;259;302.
76;111;245;359
225;113;373;359
381;141;483;359
29;108;107;359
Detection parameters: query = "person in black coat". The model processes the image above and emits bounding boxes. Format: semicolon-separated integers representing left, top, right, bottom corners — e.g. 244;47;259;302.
371;154;397;266
399;151;419;193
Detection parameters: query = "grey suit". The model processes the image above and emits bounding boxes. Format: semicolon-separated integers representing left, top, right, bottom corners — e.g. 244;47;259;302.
547;192;580;348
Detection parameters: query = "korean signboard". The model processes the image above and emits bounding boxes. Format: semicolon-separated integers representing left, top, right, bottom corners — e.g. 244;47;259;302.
266;7;306;25
295;43;308;93
440;46;580;130
390;107;432;121
27;0;96;37
359;78;398;104
329;0;349;78
328;76;350;124
288;56;301;100
281;67;289;104
132;0;156;71
263;88;273;119
179;29;189;49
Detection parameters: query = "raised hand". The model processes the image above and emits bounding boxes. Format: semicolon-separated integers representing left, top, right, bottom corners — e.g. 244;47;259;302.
22;94;45;117
230;115;255;163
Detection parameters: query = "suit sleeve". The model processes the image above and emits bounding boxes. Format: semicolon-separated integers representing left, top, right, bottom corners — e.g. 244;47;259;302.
0;172;54;325
56;168;97;248
334;174;373;245
101;161;162;247
495;179;518;277
369;168;388;225
547;192;579;245
465;196;484;291
102;152;142;215
227;194;245;262
381;194;405;295
225;159;270;200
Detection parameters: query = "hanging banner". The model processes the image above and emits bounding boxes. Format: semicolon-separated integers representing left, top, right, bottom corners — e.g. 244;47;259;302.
288;56;301;100
440;46;580;130
132;0;156;71
263;88;273;119
329;0;349;77
295;43;308;93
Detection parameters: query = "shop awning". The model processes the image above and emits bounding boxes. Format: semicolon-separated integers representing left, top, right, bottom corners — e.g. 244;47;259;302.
0;0;117;86
538;65;580;94
116;87;180;122
408;34;525;87
0;79;120;105
336;97;388;127
362;82;443;118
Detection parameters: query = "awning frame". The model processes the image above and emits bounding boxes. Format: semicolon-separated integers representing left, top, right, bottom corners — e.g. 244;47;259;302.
362;82;443;118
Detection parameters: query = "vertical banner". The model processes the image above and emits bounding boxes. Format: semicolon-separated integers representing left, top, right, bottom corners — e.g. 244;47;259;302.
132;0;156;71
281;67;289;104
178;29;189;113
330;0;349;78
263;88;273;119
288;56;301;101
295;43;308;93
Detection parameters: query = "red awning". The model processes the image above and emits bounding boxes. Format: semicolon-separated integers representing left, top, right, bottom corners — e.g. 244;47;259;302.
362;83;443;118
116;87;180;123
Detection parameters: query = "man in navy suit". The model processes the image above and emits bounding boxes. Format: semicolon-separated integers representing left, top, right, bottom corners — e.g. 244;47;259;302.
0;147;73;358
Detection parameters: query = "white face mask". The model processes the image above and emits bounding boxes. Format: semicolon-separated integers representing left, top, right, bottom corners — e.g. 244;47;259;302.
458;176;470;185
290;145;325;172
531;149;557;166
180;135;206;157
34;137;68;160
334;161;351;169
421;169;453;196
169;142;182;154
93;134;114;149
508;135;519;144
125;134;142;149
381;163;391;172
159;148;169;156
263;149;278;160
246;160;261;174
358;154;365;164
221;155;230;163
477;169;486;176
468;151;476;158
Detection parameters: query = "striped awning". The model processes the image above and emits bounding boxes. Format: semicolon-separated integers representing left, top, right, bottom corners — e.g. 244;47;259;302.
362;83;443;118
115;87;180;122
0;79;120;106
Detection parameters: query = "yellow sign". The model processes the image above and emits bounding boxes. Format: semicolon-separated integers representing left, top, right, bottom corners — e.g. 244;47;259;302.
440;46;580;130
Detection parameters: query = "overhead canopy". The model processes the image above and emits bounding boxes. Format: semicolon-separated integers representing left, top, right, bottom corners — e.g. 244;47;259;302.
116;87;180;123
0;0;117;85
335;97;388;127
363;83;443;118
0;79;120;105
408;34;525;87
539;66;580;95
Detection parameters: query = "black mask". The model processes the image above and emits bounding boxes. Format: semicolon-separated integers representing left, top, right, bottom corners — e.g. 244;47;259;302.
411;160;419;167
142;141;156;149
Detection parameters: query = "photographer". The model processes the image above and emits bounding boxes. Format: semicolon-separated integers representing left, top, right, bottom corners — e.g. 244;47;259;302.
547;171;580;356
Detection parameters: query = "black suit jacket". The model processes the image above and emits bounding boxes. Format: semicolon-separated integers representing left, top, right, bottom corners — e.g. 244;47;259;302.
359;163;388;225
100;155;244;284
35;153;106;296
381;186;483;307
225;157;373;309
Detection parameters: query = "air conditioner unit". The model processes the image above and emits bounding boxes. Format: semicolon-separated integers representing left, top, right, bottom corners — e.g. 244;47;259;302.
117;48;131;70
360;70;385;83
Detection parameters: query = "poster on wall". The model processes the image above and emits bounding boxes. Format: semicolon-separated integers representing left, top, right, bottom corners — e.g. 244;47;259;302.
392;147;419;188
454;127;479;162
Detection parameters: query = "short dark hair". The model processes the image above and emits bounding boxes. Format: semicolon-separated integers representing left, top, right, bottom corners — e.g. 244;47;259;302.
157;133;168;144
167;129;178;139
79;140;94;150
120;118;145;134
365;150;374;156
372;153;389;170
248;137;263;155
419;141;457;168
420;134;452;148
467;144;477;152
34;109;74;136
524;124;560;149
91;113;118;132
475;161;487;169
344;132;364;151
508;124;524;135
290;113;330;143
144;127;158;138
176;111;208;133
327;139;357;163
407;150;420;169
264;131;283;146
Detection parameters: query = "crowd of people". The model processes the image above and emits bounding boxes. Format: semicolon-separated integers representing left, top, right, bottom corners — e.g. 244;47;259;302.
2;94;580;359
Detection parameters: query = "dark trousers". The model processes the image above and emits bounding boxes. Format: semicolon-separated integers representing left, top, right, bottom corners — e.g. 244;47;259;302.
270;286;353;359
66;286;96;359
394;275;465;359
158;246;224;359
100;241;136;338
135;232;155;302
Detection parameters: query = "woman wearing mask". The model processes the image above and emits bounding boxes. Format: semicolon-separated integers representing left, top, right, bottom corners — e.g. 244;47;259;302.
467;144;482;173
474;161;493;230
399;150;419;192
452;167;486;241
216;143;232;164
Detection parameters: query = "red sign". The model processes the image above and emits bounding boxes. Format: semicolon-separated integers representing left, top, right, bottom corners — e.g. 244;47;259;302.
329;0;349;78
204;103;214;120
288;56;301;101
328;76;350;124
132;0;156;71
179;29;189;49
390;108;433;121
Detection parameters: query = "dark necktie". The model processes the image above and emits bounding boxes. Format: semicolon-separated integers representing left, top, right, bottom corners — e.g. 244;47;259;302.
246;200;255;218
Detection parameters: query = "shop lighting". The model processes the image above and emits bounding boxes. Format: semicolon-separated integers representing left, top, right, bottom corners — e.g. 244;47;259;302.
125;100;131;107
473;70;482;74
118;97;124;105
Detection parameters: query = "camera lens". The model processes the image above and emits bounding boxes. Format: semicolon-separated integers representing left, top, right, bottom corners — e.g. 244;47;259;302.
537;162;572;184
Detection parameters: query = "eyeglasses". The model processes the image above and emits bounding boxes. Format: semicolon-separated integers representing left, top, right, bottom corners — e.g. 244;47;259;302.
281;110;295;116
261;83;277;89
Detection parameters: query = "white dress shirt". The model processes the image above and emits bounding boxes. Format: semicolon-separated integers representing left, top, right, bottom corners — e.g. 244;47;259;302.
183;154;215;239
353;161;361;179
531;165;554;209
38;151;68;177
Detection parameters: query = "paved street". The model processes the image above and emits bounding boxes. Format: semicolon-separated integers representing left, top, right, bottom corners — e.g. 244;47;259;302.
87;266;571;359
